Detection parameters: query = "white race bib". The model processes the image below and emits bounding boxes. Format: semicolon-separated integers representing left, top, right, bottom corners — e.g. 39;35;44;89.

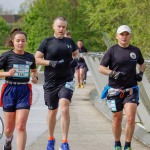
13;64;30;78
107;100;117;111
79;53;83;57
65;81;75;91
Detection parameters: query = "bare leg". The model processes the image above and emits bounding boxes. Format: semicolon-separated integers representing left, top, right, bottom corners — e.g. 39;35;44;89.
124;103;137;142
16;109;29;150
79;68;85;84
3;112;15;138
47;109;58;137
59;98;70;141
75;69;80;85
112;111;123;141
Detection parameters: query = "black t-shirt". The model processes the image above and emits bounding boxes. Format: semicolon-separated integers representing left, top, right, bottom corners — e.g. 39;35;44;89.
37;36;77;86
0;50;36;82
78;46;87;63
100;44;144;89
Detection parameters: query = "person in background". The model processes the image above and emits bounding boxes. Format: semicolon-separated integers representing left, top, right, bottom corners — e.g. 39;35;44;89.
0;28;38;150
35;16;78;150
76;39;88;88
99;25;145;150
83;63;88;84
64;30;72;38
64;30;78;78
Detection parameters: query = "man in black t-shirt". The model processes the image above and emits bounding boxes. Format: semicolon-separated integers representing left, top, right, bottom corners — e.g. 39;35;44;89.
99;25;145;150
35;16;78;150
76;39;88;88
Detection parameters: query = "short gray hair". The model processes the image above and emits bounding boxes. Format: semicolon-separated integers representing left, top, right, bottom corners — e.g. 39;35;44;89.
54;16;67;23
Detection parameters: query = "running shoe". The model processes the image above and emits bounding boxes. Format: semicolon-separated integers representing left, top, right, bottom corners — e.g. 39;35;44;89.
46;139;55;150
124;147;132;150
77;84;81;88
114;146;122;150
59;142;70;150
3;136;13;150
80;83;84;88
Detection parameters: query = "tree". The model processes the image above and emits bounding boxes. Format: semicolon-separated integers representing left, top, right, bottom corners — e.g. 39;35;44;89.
18;0;150;54
19;0;99;52
0;17;11;46
84;0;150;55
18;0;34;15
21;0;55;52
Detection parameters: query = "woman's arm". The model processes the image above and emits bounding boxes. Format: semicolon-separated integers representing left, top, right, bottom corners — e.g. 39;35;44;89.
0;68;16;78
30;69;38;84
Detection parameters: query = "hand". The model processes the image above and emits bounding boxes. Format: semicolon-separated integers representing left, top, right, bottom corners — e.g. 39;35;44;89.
109;71;125;79
78;57;83;61
49;59;64;68
31;76;38;84
8;68;16;76
136;71;143;82
70;59;78;68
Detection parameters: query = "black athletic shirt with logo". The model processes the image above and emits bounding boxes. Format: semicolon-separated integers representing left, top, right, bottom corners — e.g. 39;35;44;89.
37;36;77;88
0;50;36;82
100;44;144;89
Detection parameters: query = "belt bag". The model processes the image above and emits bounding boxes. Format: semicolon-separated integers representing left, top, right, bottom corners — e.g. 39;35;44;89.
107;86;138;98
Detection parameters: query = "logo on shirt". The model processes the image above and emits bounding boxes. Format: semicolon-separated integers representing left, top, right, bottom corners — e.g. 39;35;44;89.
26;61;33;65
67;45;72;49
130;52;136;59
48;106;53;109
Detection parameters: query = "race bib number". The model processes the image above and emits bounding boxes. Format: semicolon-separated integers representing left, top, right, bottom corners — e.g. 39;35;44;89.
79;53;83;57
13;64;30;78
107;100;117;111
65;81;75;91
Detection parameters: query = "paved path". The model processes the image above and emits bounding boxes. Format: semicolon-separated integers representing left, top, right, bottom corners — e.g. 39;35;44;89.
0;75;150;150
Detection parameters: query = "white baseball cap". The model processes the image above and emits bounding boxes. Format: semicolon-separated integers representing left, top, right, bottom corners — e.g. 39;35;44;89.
117;25;131;34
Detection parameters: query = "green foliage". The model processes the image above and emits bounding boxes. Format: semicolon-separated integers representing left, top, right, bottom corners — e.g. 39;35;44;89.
84;0;150;55
18;0;150;55
20;0;52;52
20;0;99;52
0;17;11;46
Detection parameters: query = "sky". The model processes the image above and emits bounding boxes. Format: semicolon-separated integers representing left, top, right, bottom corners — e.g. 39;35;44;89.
0;0;26;14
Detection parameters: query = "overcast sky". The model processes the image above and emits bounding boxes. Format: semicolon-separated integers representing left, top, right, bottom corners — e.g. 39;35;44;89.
0;0;26;14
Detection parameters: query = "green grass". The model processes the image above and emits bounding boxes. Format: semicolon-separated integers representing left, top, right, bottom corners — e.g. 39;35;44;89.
0;49;9;54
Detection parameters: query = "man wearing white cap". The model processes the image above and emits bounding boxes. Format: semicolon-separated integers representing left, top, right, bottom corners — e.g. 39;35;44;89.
99;25;145;150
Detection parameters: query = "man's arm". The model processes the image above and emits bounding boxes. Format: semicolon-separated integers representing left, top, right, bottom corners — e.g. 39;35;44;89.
72;49;79;59
138;63;146;73
35;51;49;66
99;65;125;79
35;51;65;68
135;63;146;82
99;65;112;76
